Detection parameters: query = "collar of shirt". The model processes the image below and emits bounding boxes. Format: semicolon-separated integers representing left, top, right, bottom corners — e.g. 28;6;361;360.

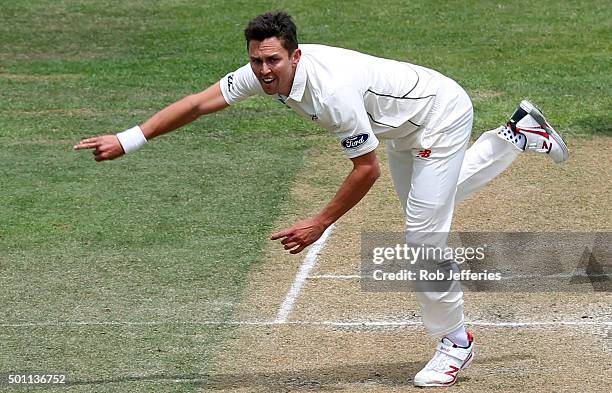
287;57;307;102
277;94;288;105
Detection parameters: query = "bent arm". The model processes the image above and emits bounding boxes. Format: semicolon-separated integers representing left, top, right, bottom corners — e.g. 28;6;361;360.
271;150;381;254
74;82;229;161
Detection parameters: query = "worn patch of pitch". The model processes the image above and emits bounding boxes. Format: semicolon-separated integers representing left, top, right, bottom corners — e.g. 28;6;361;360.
215;136;611;392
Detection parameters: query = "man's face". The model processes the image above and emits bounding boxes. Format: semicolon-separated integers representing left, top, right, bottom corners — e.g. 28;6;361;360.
248;37;301;96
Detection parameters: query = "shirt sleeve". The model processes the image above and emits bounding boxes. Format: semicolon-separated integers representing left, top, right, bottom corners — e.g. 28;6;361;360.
322;87;379;159
219;63;264;105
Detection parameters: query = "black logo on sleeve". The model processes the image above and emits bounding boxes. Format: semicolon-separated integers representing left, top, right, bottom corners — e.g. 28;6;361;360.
341;133;370;149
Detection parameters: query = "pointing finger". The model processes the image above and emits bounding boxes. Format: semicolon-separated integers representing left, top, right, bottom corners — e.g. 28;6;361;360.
73;140;101;150
270;229;292;240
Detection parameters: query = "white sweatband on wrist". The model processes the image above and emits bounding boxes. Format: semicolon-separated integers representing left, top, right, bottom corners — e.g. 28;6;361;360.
116;125;147;154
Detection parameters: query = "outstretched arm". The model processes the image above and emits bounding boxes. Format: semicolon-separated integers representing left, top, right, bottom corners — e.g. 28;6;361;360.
73;82;229;161
271;150;380;254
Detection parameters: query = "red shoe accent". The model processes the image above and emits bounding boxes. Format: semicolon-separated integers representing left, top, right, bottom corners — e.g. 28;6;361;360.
442;365;460;385
518;128;550;139
441;346;473;386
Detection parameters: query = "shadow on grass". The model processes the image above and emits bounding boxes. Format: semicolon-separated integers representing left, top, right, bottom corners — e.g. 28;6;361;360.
56;355;520;390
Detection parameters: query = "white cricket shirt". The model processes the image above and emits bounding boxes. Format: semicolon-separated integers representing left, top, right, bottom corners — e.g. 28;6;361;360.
220;44;470;159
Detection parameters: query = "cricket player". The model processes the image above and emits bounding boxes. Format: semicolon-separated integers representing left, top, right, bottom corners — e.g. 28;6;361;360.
74;11;569;387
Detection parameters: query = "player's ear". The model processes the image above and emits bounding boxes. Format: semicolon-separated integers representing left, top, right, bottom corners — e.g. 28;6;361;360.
291;48;301;66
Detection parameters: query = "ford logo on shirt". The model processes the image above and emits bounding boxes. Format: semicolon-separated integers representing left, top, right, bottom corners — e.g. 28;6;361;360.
341;133;369;149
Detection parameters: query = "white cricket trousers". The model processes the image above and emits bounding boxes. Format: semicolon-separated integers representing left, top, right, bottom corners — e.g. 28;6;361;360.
386;79;520;337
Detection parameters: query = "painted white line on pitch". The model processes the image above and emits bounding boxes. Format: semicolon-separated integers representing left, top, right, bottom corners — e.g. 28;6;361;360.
1;319;610;328
501;271;609;280
309;274;361;280
274;224;336;324
0;320;276;328
466;321;611;327
308;271;608;281
315;320;612;328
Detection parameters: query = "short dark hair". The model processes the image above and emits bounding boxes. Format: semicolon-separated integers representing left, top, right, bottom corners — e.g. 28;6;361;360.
244;11;298;55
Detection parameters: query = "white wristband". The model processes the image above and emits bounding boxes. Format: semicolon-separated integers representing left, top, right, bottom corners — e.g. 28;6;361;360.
116;126;147;154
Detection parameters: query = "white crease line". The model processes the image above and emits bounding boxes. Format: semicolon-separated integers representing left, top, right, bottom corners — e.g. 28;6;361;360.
1;320;609;328
501;272;609;280
466;321;611;327
274;224;336;324
309;274;361;280
315;320;612;328
0;320;273;328
308;272;609;280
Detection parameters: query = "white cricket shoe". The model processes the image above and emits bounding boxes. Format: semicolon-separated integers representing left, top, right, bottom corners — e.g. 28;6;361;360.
498;100;569;163
413;331;474;387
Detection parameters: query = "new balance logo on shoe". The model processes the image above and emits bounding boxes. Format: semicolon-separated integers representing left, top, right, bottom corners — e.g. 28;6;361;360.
413;332;475;387
499;100;569;163
443;365;460;385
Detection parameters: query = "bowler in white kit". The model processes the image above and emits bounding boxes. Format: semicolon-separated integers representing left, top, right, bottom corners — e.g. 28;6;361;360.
74;11;569;387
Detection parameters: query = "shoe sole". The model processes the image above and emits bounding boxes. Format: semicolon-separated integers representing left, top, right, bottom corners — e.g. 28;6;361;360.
520;100;570;162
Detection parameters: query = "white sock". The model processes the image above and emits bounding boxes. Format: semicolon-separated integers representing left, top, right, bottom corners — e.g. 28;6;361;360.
445;325;469;347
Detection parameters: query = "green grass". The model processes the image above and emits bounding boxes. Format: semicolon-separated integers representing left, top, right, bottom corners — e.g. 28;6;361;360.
0;0;610;391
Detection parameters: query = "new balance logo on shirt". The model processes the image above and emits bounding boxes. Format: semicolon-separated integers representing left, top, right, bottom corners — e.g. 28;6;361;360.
418;149;432;158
